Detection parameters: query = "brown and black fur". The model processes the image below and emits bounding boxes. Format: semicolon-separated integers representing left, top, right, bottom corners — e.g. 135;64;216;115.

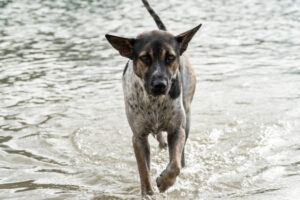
105;0;201;196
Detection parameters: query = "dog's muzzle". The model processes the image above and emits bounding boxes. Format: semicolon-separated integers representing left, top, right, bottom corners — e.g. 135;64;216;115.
150;78;168;96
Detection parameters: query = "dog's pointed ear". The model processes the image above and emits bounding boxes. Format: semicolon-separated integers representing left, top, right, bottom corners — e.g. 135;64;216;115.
105;34;135;59
175;24;202;55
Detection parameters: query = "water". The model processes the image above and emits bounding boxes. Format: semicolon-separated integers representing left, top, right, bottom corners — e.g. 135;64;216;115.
0;0;300;199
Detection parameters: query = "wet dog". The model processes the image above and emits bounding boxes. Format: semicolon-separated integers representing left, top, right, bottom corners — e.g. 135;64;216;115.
105;0;201;196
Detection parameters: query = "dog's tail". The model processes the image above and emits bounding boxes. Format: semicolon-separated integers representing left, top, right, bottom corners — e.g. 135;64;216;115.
141;0;167;31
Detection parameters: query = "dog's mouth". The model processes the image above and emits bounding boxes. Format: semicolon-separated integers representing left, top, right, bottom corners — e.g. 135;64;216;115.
150;88;167;96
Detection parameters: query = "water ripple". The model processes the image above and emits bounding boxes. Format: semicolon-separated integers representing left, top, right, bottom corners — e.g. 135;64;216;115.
1;0;300;199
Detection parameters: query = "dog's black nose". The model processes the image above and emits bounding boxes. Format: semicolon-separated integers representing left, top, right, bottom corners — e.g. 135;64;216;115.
151;79;167;91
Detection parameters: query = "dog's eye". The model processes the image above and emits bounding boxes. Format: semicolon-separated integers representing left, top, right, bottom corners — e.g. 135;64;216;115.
140;55;151;65
166;55;175;64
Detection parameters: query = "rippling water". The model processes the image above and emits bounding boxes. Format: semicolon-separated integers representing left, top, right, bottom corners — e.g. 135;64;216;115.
1;0;300;199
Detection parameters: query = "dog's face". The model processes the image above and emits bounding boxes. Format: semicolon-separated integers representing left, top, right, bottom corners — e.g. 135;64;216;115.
132;31;181;96
106;25;201;96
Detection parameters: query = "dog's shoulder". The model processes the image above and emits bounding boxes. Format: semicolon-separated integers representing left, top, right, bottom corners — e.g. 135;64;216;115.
179;54;197;104
169;54;195;100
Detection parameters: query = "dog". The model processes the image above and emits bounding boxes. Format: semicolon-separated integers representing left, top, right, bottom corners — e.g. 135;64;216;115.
105;0;201;196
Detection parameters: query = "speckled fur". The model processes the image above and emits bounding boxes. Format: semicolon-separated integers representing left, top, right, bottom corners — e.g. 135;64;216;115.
123;61;185;136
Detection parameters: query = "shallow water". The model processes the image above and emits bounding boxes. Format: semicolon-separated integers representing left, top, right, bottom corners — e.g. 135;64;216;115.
0;0;300;199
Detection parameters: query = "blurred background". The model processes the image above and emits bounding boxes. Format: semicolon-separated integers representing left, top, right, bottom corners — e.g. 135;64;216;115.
0;0;299;199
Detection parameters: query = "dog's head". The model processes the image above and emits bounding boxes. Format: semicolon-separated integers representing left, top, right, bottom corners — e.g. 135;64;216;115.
105;25;201;97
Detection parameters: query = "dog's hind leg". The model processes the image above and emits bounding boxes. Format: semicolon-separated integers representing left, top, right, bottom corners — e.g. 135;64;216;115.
156;132;167;149
181;109;191;167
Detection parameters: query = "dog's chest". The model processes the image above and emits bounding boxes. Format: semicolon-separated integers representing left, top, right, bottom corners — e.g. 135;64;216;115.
123;62;181;134
127;86;176;133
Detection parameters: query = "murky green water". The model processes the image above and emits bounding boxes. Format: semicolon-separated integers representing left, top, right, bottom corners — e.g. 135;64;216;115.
0;0;300;199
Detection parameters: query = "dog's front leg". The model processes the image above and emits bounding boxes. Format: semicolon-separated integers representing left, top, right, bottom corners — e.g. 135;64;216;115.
156;127;185;192
132;135;154;196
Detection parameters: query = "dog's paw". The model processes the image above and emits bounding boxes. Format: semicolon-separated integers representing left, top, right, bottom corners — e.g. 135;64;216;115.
142;189;154;197
156;169;177;193
159;141;168;150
